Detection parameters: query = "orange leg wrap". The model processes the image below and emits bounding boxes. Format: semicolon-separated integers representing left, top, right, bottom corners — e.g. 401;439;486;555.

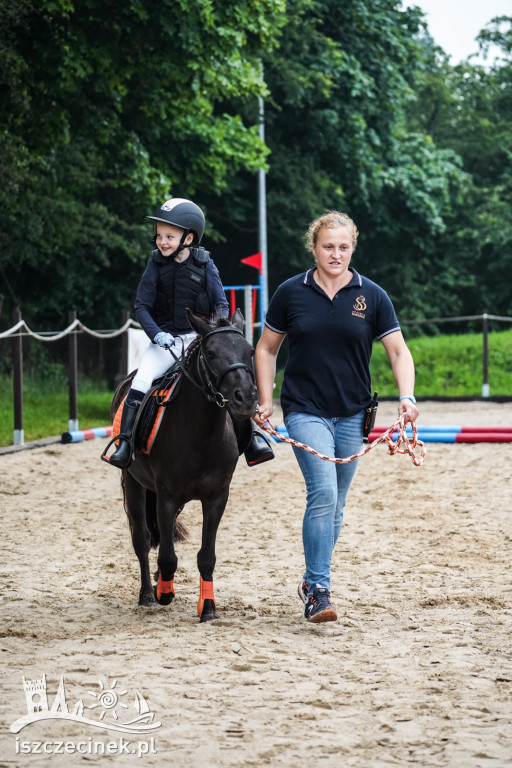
156;576;175;601
197;576;215;617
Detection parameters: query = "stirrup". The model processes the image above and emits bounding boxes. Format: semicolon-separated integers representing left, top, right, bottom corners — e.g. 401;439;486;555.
101;434;132;467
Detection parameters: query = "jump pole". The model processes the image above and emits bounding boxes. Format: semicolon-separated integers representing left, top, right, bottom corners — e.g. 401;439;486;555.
369;424;512;443
269;425;512;444
370;432;512;443
61;426;113;444
368;426;512;443
370;425;512;434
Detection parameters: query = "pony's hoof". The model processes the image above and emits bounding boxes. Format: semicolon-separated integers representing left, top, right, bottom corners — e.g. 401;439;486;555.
154;586;174;606
199;599;218;622
138;592;157;607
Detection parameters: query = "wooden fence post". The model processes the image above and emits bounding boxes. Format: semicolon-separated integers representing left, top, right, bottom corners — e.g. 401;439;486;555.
12;305;24;445
68;309;79;431
482;312;489;398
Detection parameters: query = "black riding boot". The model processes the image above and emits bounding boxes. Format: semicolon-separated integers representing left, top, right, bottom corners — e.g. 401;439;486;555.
109;402;139;469
245;428;275;467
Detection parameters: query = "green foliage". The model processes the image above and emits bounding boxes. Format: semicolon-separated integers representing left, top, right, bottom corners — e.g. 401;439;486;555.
0;0;286;327
405;14;512;318
203;0;468;308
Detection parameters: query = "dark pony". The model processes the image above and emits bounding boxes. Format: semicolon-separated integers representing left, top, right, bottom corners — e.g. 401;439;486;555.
110;309;257;621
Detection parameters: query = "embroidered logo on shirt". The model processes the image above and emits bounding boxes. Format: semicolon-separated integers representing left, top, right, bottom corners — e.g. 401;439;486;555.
352;295;366;319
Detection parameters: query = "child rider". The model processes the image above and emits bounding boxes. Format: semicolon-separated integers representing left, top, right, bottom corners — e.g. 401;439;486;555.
108;197;274;470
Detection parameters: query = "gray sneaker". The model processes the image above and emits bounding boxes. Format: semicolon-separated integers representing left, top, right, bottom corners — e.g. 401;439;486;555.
304;586;337;623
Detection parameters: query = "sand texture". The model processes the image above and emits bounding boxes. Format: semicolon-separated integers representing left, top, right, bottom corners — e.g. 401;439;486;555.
0;399;511;767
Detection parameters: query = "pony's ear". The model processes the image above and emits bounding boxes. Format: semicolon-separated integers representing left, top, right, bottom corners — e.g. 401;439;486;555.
231;308;245;332
186;308;214;337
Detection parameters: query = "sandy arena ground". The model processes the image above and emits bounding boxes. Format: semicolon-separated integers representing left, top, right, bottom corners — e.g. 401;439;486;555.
0;400;511;767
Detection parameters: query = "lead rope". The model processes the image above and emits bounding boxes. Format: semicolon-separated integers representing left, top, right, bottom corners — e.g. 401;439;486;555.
259;415;427;467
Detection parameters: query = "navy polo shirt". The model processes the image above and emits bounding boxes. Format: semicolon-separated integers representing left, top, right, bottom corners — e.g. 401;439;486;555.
264;268;400;418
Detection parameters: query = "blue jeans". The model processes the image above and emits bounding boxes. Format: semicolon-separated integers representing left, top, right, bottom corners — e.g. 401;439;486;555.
284;410;364;593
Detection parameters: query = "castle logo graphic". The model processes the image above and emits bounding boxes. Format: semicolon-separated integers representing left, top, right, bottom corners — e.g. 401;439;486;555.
10;675;162;735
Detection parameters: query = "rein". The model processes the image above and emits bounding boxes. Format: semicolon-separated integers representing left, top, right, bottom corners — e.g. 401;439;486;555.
168;326;255;408
260;414;427;467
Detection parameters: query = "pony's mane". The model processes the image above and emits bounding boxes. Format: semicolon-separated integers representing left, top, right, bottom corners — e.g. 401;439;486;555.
184;336;202;367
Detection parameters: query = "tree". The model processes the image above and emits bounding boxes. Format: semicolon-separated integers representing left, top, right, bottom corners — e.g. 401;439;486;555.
406;14;512;318
203;0;467;323
0;0;285;326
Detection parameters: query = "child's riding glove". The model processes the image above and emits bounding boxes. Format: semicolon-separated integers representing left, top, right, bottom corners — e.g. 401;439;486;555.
154;331;175;349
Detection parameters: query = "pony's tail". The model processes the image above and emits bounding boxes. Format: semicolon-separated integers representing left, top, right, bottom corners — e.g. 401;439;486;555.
174;506;188;542
145;490;188;545
120;475;188;545
145;490;160;548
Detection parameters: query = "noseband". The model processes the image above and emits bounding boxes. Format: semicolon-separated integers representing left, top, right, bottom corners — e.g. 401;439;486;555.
195;326;255;407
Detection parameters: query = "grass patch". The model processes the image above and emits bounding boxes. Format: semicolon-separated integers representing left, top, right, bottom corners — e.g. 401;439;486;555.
0;377;113;446
371;328;512;397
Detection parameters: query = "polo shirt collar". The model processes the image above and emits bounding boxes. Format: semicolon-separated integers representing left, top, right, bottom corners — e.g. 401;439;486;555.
303;267;362;288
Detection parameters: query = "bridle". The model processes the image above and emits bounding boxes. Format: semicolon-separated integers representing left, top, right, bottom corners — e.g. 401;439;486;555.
196;326;255;407
169;326;255;408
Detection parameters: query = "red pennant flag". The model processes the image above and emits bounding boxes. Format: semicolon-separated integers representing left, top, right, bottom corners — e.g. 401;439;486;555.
240;252;262;272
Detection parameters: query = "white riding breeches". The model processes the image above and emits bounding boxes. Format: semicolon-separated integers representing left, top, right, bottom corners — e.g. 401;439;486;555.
131;332;198;393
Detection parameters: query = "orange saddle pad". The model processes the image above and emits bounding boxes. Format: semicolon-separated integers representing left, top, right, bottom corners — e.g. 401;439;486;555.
112;375;181;455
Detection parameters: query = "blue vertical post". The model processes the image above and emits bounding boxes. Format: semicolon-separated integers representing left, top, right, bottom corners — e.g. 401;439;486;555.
259;273;265;337
258;62;268;320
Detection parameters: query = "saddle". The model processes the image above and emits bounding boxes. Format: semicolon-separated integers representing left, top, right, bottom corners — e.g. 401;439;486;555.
112;368;182;456
112;366;252;458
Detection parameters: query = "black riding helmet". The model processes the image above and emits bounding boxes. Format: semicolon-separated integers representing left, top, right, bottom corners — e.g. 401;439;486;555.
146;198;205;245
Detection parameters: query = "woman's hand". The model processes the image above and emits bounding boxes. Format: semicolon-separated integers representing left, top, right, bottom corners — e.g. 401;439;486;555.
398;398;419;424
253;401;273;428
